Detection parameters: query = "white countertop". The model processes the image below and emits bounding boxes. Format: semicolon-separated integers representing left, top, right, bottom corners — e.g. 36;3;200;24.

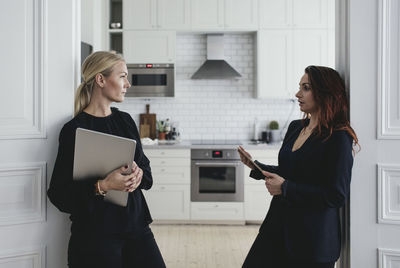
142;140;282;150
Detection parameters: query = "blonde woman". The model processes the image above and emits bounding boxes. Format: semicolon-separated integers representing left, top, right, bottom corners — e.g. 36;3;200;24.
48;51;165;268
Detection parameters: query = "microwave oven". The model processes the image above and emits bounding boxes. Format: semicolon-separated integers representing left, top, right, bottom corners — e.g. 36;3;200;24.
126;63;174;97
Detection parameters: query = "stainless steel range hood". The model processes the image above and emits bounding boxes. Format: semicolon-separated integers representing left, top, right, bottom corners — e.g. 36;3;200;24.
191;34;241;79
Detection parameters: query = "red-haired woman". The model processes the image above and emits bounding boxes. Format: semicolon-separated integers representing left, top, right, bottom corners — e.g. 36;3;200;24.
239;66;359;268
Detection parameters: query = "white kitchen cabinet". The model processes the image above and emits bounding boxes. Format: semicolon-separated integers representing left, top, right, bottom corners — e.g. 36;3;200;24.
292;0;329;29
257;30;294;99
145;150;190;184
224;0;258;30
259;0;332;29
243;149;279;185
257;0;334;99
158;0;191;30
190;202;244;221
123;31;176;63
245;184;272;221
143;184;190;220
123;0;190;30
146;149;190;158
259;0;292;29
257;28;333;99
150;154;190;185
243;149;278;221
191;0;224;30
143;148;191;220
191;0;257;31
123;0;155;30
292;29;329;88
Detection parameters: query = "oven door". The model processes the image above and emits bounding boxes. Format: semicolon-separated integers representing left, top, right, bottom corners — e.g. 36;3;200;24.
191;160;244;202
126;66;174;97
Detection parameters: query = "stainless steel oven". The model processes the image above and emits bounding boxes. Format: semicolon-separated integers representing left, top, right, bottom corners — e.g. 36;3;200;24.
191;148;244;202
126;63;174;97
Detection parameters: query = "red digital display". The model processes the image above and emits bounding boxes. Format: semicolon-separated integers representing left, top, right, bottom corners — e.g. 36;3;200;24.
146;64;153;68
212;150;223;158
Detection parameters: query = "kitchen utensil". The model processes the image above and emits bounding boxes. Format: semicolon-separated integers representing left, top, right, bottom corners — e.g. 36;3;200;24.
140;124;150;138
139;104;156;139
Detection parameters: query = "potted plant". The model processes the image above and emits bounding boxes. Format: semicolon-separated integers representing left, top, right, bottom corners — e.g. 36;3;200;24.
269;120;281;143
157;120;167;140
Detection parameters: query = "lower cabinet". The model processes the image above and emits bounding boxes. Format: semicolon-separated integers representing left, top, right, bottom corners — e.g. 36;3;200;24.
143;184;190;220
244;183;272;221
243;148;279;221
142;147;278;222
143;148;190;220
191;202;244;221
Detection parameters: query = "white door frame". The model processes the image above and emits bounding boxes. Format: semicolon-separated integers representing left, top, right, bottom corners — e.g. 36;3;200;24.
335;1;350;267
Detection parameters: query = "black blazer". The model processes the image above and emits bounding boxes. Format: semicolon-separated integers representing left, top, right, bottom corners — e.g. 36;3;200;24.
250;119;353;263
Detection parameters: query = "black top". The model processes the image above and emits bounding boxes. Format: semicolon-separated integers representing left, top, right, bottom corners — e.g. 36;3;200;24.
47;107;153;235
250;119;354;262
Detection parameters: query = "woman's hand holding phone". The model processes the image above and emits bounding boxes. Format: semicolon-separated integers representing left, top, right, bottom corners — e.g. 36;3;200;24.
237;146;263;172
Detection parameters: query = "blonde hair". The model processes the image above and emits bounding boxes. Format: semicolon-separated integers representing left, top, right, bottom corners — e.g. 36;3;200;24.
74;51;125;116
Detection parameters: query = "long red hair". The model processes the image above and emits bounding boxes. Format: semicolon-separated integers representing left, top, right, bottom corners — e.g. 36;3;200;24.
304;66;359;150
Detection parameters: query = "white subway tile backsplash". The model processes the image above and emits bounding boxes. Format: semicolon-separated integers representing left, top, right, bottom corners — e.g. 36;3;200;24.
116;34;301;140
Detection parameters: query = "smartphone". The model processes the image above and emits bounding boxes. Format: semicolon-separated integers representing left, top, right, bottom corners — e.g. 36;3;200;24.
238;147;263;173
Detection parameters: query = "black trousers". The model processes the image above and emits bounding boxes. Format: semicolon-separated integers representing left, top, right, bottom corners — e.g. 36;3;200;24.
68;226;165;268
242;231;335;268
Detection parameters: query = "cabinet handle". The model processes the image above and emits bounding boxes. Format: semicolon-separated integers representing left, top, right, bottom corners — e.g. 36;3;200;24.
160;186;166;190
214;204;219;208
161;161;166;164
160;152;165;155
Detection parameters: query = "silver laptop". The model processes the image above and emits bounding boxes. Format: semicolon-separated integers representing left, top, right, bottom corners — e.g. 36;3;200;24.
73;128;137;207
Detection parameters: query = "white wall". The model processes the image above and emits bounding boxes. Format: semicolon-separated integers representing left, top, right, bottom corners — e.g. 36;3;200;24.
350;0;400;267
81;0;105;51
116;34;301;140
0;0;77;267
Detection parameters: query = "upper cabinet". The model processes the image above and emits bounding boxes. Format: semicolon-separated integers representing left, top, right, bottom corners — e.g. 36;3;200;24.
122;0;259;31
259;0;331;29
224;0;258;30
123;31;176;63
158;0;191;30
123;0;155;29
191;0;258;30
191;0;224;30
123;0;191;30
292;0;329;28
257;28;334;99
257;30;294;99
259;0;291;28
256;0;335;99
105;0;335;98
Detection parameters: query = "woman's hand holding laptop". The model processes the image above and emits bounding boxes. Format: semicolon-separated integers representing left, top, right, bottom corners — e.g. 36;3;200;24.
98;161;143;193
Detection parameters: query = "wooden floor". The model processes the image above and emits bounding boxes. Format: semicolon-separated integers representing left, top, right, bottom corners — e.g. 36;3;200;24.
150;224;260;268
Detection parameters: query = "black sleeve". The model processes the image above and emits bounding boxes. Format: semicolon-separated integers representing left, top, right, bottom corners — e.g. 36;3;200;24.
249;161;279;180
47;124;100;214
125;115;153;190
281;131;354;208
249;120;300;181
